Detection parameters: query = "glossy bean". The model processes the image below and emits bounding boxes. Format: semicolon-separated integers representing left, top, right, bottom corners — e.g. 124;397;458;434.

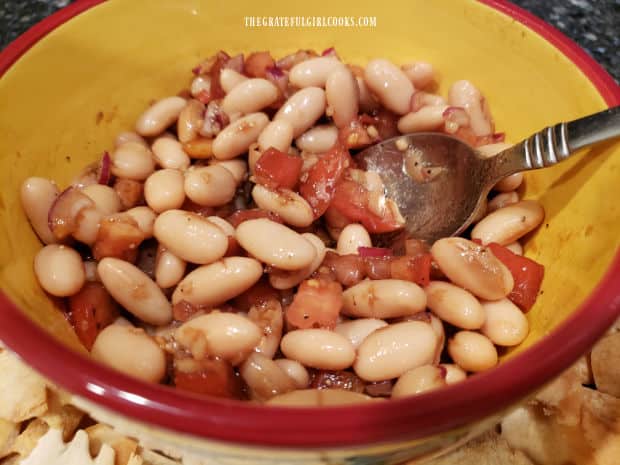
135;96;186;137
401;61;435;88
274;359;310;389
34;245;85;297
281;329;355;370
425;281;486;330
236;218;316;270
334;318;388;349
258;120;294;153
440;363;468;384
82;184;122;215
505;241;523;255
110;142;155;181
155;245;187;289
97;257;172;325
212;112;269;160
20;177;59;244
115;131;147;148
267;389;375;406
448;80;492;136
495;173;524;192
222;79;279;116
295;125;338;153
125;206;157;239
153;210;228;264
487;191;519;213
448;331;498;372
220;68;248;93
176;311;262;364
184;165;236;207
144;169;185;213
471;200;545;246
209;159;248;184
364;58;414;115
251;185;314;228
354;321;437;381
91;325;165;383
342;279;427;319
172;257;263;306
274;87;327;137
392;365;446;399
431;237;514;300
207;216;235;237
72;207;103;245
397;105;448;133
240;353;297;401
289;57;343;88
177;99;205;144
336;223;371;255
151;136;190;171
480;298;529;346
190;75;211;97
325;66;359;128
268;233;326;290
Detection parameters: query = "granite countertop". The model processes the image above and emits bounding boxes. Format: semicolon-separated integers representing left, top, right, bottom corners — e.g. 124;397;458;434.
0;0;619;82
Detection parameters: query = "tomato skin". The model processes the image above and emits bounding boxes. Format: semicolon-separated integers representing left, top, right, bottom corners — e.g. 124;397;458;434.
244;51;275;78
68;282;119;350
227;208;283;228
174;357;244;399
233;278;280;312
254;147;303;190
486;242;544;312
299;143;352;218
286;279;343;329
389;254;432;287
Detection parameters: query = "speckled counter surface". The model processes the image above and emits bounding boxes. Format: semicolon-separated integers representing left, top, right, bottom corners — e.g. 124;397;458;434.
0;0;619;82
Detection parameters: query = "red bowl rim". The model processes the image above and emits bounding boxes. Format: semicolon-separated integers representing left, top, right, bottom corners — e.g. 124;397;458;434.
1;0;620;449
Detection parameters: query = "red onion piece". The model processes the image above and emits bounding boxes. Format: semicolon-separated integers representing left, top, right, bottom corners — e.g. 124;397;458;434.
492;132;506;143
265;65;289;96
358;246;393;258
442;106;470;134
48;187;95;240
98;151;111;185
410;91;446;112
224;53;244;73
321;47;338;58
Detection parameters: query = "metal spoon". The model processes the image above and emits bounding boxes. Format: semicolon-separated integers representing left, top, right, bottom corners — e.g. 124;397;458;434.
357;106;620;243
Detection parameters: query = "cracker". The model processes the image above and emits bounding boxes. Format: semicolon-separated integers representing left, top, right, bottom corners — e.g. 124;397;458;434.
86;424;138;465
591;332;620;398
0;352;47;423
0;419;19;459
40;390;84;441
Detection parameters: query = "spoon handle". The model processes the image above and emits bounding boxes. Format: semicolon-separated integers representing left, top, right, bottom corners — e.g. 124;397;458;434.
490;106;620;178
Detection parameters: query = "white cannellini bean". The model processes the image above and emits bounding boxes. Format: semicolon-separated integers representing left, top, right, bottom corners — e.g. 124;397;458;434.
125;206;157;238
364;58;414;115
342;279;427;319
176;311;262;364
91;324;166;383
21;177;59;244
155;245;187;289
505;241;523;255
471;200;545;246
401;62;435;88
144;169;185;213
249;301;283;360
487;191;519;213
72;207;102;245
153;210;228;264
34;245;85;297
274;359;310;388
177;99;205;144
274;87;327;137
190;75;211;97
97;257;172;325
440;364;468;384
135;96;187;137
429;313;445;365
212;112;269;160
392;365;447;399
334;318;388;349
356;76;380;113
448;80;492;137
354;321;437;382
207;216;235;237
258;120;294;153
448;331;498;372
280;329;355;370
251;185;313;228
82;184;121;215
431;237;514;300
209;159;248;184
220;68;248;94
267;389;375;406
184;165;236;207
152;137;191;171
397;105;448;133
222;79;279;116
480;298;529;346
172;257;263;306
295;125;338;153
239;353;297;401
236;218;316;270
495;173;524;192
336;223;372;255
425;281;486;330
268;233;326;290
110;142;156;181
325;66;359;128
289;57;343;88
115;131;147;148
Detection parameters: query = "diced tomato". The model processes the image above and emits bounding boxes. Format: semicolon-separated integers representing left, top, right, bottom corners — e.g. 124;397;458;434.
68;282;119;350
244;51;275;78
486;242;545;312
174;357;244;399
92;214;145;262
299;142;352;217
360;109;400;140
330;177;403;234
233;278;280;312
389;254;432;287
227;208;283;228
358;247;392;258
253;147;303;190
405;238;431;257
286;279;343;329
173;300;206;322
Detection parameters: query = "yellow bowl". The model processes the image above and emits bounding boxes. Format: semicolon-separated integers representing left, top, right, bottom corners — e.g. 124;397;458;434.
1;0;619;463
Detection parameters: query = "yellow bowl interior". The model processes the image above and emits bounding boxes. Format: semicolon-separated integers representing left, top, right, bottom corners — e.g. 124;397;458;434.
0;0;619;359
